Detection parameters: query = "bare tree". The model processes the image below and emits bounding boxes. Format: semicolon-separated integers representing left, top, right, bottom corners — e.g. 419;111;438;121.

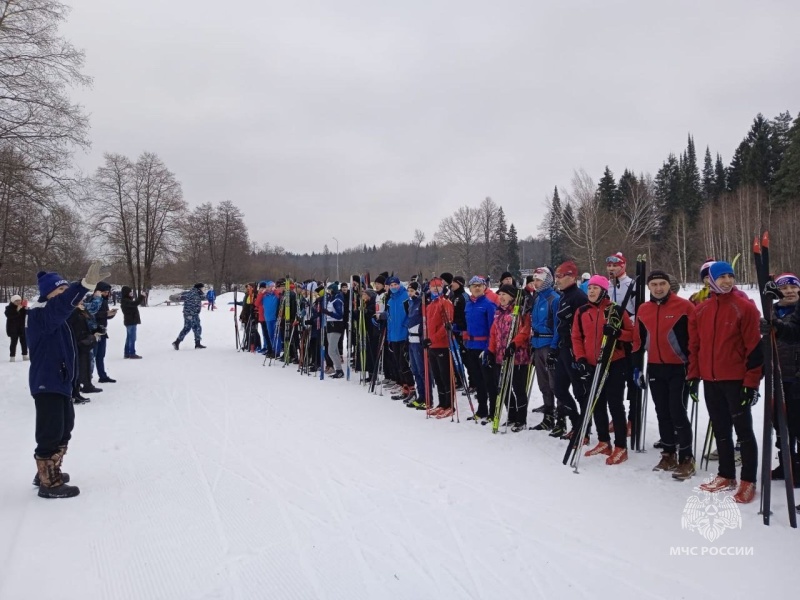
615;173;661;247
476;196;501;275
0;0;91;182
436;205;481;275
560;169;608;272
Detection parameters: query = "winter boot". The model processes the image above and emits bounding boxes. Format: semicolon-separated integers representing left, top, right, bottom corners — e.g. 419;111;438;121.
81;385;103;393
653;452;678;472
33;445;70;487
195;341;207;349
73;394;91;404
530;414;555;431
172;339;181;350
511;423;527;433
548;417;567;438
35;452;79;499
606;447;629;465
733;481;756;504
699;475;737;493
391;385;411;400
403;392;418;405
98;376;116;383
585;441;612;457
672;457;696;481
331;370;344;379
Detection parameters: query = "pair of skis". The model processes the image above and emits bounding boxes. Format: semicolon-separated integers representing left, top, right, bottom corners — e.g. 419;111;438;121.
492;290;524;434
630;254;648;452
753;231;797;527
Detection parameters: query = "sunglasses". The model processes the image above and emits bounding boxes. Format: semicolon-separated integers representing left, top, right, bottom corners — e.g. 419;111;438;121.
606;256;624;264
554;273;573;278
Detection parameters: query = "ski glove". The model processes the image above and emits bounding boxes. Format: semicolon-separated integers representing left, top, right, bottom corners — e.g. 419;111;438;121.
759;318;772;336
504;343;516;359
633;368;645;389
574;358;590;380
546;349;558;368
763;280;784;301
444;322;453;332
82;260;110;290
741;387;759;407
602;323;622;339
422;338;432;348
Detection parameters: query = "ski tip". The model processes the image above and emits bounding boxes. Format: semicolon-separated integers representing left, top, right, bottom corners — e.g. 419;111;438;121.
762;230;770;249
753;236;761;253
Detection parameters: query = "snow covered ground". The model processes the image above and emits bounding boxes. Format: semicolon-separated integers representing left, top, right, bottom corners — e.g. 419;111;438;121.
0;286;796;600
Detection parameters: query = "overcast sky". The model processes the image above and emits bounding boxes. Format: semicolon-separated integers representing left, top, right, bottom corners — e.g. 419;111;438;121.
63;0;800;254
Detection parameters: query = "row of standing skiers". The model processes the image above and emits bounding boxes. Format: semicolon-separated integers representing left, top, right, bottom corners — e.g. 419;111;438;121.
234;254;800;506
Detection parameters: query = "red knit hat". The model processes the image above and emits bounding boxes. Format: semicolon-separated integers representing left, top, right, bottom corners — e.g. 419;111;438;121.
606;252;626;266
555;261;578;278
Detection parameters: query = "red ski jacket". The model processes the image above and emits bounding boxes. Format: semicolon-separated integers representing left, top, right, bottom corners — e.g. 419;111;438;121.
571;298;633;366
687;291;763;388
425;295;453;349
489;302;529;365
633;293;695;366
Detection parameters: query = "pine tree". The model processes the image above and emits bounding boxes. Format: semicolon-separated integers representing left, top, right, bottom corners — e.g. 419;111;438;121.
681;135;703;217
773;113;800;205
655;153;682;234
728;141;749;192
618;169;638;203
507;223;521;278
770;111;793;191
702;146;716;202
743;114;773;190
597;166;621;210
714;153;727;199
494;206;508;274
549;186;565;266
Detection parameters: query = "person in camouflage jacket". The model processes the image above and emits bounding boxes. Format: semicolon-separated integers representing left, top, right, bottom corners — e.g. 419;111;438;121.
172;283;206;350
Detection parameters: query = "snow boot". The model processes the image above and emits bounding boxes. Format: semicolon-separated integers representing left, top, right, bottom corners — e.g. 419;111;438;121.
172;339;180;350
391;385;411;400
530;414;555;431
699;476;737;493
195;342;207;349
98;376;116;383
73;394;91;404
672;457;696;481
511;423;527;433
33;445;70;487
81;385;103;394
35;452;79;499
733;481;756;504
653;452;678;472
403;392;418;405
331;370;344;379
606;447;629;465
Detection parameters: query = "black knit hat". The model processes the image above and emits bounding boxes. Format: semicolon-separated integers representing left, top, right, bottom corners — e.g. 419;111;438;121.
440;272;454;285
374;272;388;285
408;281;420;291
498;284;518;298
647;270;670;284
500;271;514;282
525;275;534;284
453;275;466;288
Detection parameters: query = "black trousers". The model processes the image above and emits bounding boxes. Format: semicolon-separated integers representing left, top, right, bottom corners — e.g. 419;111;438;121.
591;359;628;448
10;331;27;357
34;393;75;457
78;348;93;388
465;349;491;418
507;365;531;425
704;380;758;483
775;381;800;463
649;363;693;460
429;348;452;409
390;341;414;386
554;346;587;429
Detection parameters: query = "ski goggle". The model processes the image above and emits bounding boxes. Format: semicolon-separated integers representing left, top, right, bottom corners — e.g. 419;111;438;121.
605;256;625;265
775;273;800;287
468;276;486;286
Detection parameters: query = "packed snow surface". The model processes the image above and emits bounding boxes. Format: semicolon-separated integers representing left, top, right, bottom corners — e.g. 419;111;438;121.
0;287;795;599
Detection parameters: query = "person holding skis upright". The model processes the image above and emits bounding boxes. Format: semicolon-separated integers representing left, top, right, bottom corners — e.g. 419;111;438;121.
688;261;763;503
572;275;633;465
172;283;206;350
763;273;800;485
522;267;560;431
404;281;427;407
551;261;589;439
488;285;530;431
385;276;414;397
463;276;497;422
633;270;697;479
322;283;345;378
424;277;455;418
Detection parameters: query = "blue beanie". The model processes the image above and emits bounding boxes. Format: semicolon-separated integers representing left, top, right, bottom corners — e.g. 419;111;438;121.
37;271;69;299
386;276;401;286
709;261;734;280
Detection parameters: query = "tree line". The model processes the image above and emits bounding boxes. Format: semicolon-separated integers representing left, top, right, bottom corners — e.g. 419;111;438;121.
546;111;800;284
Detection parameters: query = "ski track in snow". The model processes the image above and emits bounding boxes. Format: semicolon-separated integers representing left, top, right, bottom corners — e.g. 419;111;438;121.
0;287;797;599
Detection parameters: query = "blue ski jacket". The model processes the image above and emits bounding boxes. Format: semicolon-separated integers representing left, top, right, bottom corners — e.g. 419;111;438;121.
529;287;560;350
261;292;280;322
386;285;409;343
27;281;89;397
206;289;216;302
405;294;423;344
464;294;496;351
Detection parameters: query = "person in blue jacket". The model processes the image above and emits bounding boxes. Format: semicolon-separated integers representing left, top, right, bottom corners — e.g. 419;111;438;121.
463;276;497;421
259;281;280;357
525;267;560;431
384;276;415;399
206;287;216;310
28;261;108;499
579;272;591;294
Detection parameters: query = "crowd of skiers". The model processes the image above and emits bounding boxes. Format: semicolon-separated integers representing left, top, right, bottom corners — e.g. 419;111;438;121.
236;253;800;507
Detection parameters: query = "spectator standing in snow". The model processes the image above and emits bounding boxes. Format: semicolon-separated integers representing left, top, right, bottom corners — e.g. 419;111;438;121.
206;286;216;310
172;283;206;350
5;294;28;362
86;281;118;385
28;261;109;499
120;285;146;358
